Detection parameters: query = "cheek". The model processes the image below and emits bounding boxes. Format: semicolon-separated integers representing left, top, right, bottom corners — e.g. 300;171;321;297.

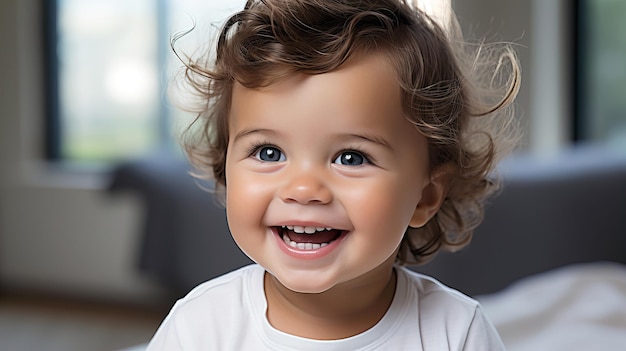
225;171;270;260
225;163;256;231
343;176;422;235
224;166;275;231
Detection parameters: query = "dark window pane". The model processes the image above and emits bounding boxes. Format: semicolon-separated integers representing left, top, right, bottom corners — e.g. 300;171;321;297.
579;0;626;143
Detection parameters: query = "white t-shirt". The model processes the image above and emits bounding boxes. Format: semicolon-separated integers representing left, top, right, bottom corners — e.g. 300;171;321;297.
146;264;505;350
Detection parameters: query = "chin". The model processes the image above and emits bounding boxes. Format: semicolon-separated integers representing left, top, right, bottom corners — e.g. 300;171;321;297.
270;269;340;294
283;283;335;295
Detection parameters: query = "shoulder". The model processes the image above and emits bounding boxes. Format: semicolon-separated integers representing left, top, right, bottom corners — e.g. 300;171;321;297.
174;264;261;311
183;264;260;298
398;266;480;311
146;265;266;350
395;267;505;350
162;264;263;327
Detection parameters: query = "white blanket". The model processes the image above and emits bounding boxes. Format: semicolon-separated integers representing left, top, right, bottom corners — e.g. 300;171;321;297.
478;262;626;351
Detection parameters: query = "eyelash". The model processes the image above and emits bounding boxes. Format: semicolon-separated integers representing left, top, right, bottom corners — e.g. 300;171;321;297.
336;147;375;165
245;140;277;158
245;141;376;165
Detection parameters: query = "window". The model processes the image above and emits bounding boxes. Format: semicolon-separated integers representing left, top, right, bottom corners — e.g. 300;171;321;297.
576;0;626;144
48;1;626;163
46;0;245;164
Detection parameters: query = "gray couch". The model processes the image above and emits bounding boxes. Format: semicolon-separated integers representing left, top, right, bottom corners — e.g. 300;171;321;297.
109;143;626;297
416;143;626;295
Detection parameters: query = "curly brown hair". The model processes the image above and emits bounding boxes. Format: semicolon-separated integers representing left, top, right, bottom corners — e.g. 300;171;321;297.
175;0;521;265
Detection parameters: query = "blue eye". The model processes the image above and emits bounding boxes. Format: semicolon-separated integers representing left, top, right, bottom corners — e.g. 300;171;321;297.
255;146;285;162
334;151;367;166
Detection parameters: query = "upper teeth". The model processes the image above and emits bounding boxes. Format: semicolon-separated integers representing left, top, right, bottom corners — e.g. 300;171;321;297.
283;225;332;234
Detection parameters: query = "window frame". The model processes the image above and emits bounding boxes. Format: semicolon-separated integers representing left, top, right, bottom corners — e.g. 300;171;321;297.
43;0;60;160
573;0;585;142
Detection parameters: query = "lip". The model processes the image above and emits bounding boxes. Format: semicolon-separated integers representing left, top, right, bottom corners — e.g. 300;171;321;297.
270;226;348;260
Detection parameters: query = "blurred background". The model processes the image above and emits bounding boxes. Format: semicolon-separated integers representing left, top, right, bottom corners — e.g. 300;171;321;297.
0;0;625;350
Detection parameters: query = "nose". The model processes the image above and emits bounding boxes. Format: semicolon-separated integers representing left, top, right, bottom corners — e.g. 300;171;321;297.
278;172;333;205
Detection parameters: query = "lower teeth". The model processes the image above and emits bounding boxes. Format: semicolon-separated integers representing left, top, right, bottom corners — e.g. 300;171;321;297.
282;234;329;250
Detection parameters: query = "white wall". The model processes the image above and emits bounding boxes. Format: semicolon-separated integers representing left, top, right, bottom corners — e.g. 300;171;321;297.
0;0;167;304
454;0;573;152
0;0;572;304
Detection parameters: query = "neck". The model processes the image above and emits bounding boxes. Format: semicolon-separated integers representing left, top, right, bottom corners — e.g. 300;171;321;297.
264;258;397;340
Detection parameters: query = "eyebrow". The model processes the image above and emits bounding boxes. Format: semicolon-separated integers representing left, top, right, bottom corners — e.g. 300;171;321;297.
345;133;393;150
232;128;392;150
232;128;278;142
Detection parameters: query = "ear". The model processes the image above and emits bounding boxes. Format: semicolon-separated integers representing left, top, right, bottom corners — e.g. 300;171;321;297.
409;164;453;228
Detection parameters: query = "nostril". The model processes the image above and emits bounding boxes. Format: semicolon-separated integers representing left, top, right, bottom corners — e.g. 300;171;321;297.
279;178;333;205
282;194;331;205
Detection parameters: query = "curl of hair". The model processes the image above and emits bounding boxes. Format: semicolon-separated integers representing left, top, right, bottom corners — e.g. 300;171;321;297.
174;0;521;265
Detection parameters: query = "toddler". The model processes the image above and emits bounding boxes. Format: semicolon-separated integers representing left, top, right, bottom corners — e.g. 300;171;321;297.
148;0;520;349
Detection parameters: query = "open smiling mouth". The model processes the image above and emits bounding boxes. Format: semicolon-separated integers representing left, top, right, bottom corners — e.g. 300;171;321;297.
277;225;345;251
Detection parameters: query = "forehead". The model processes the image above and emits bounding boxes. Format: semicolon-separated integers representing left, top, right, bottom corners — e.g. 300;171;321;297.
229;53;404;130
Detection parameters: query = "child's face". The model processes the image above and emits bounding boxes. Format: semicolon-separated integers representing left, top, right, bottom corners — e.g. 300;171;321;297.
225;54;433;294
